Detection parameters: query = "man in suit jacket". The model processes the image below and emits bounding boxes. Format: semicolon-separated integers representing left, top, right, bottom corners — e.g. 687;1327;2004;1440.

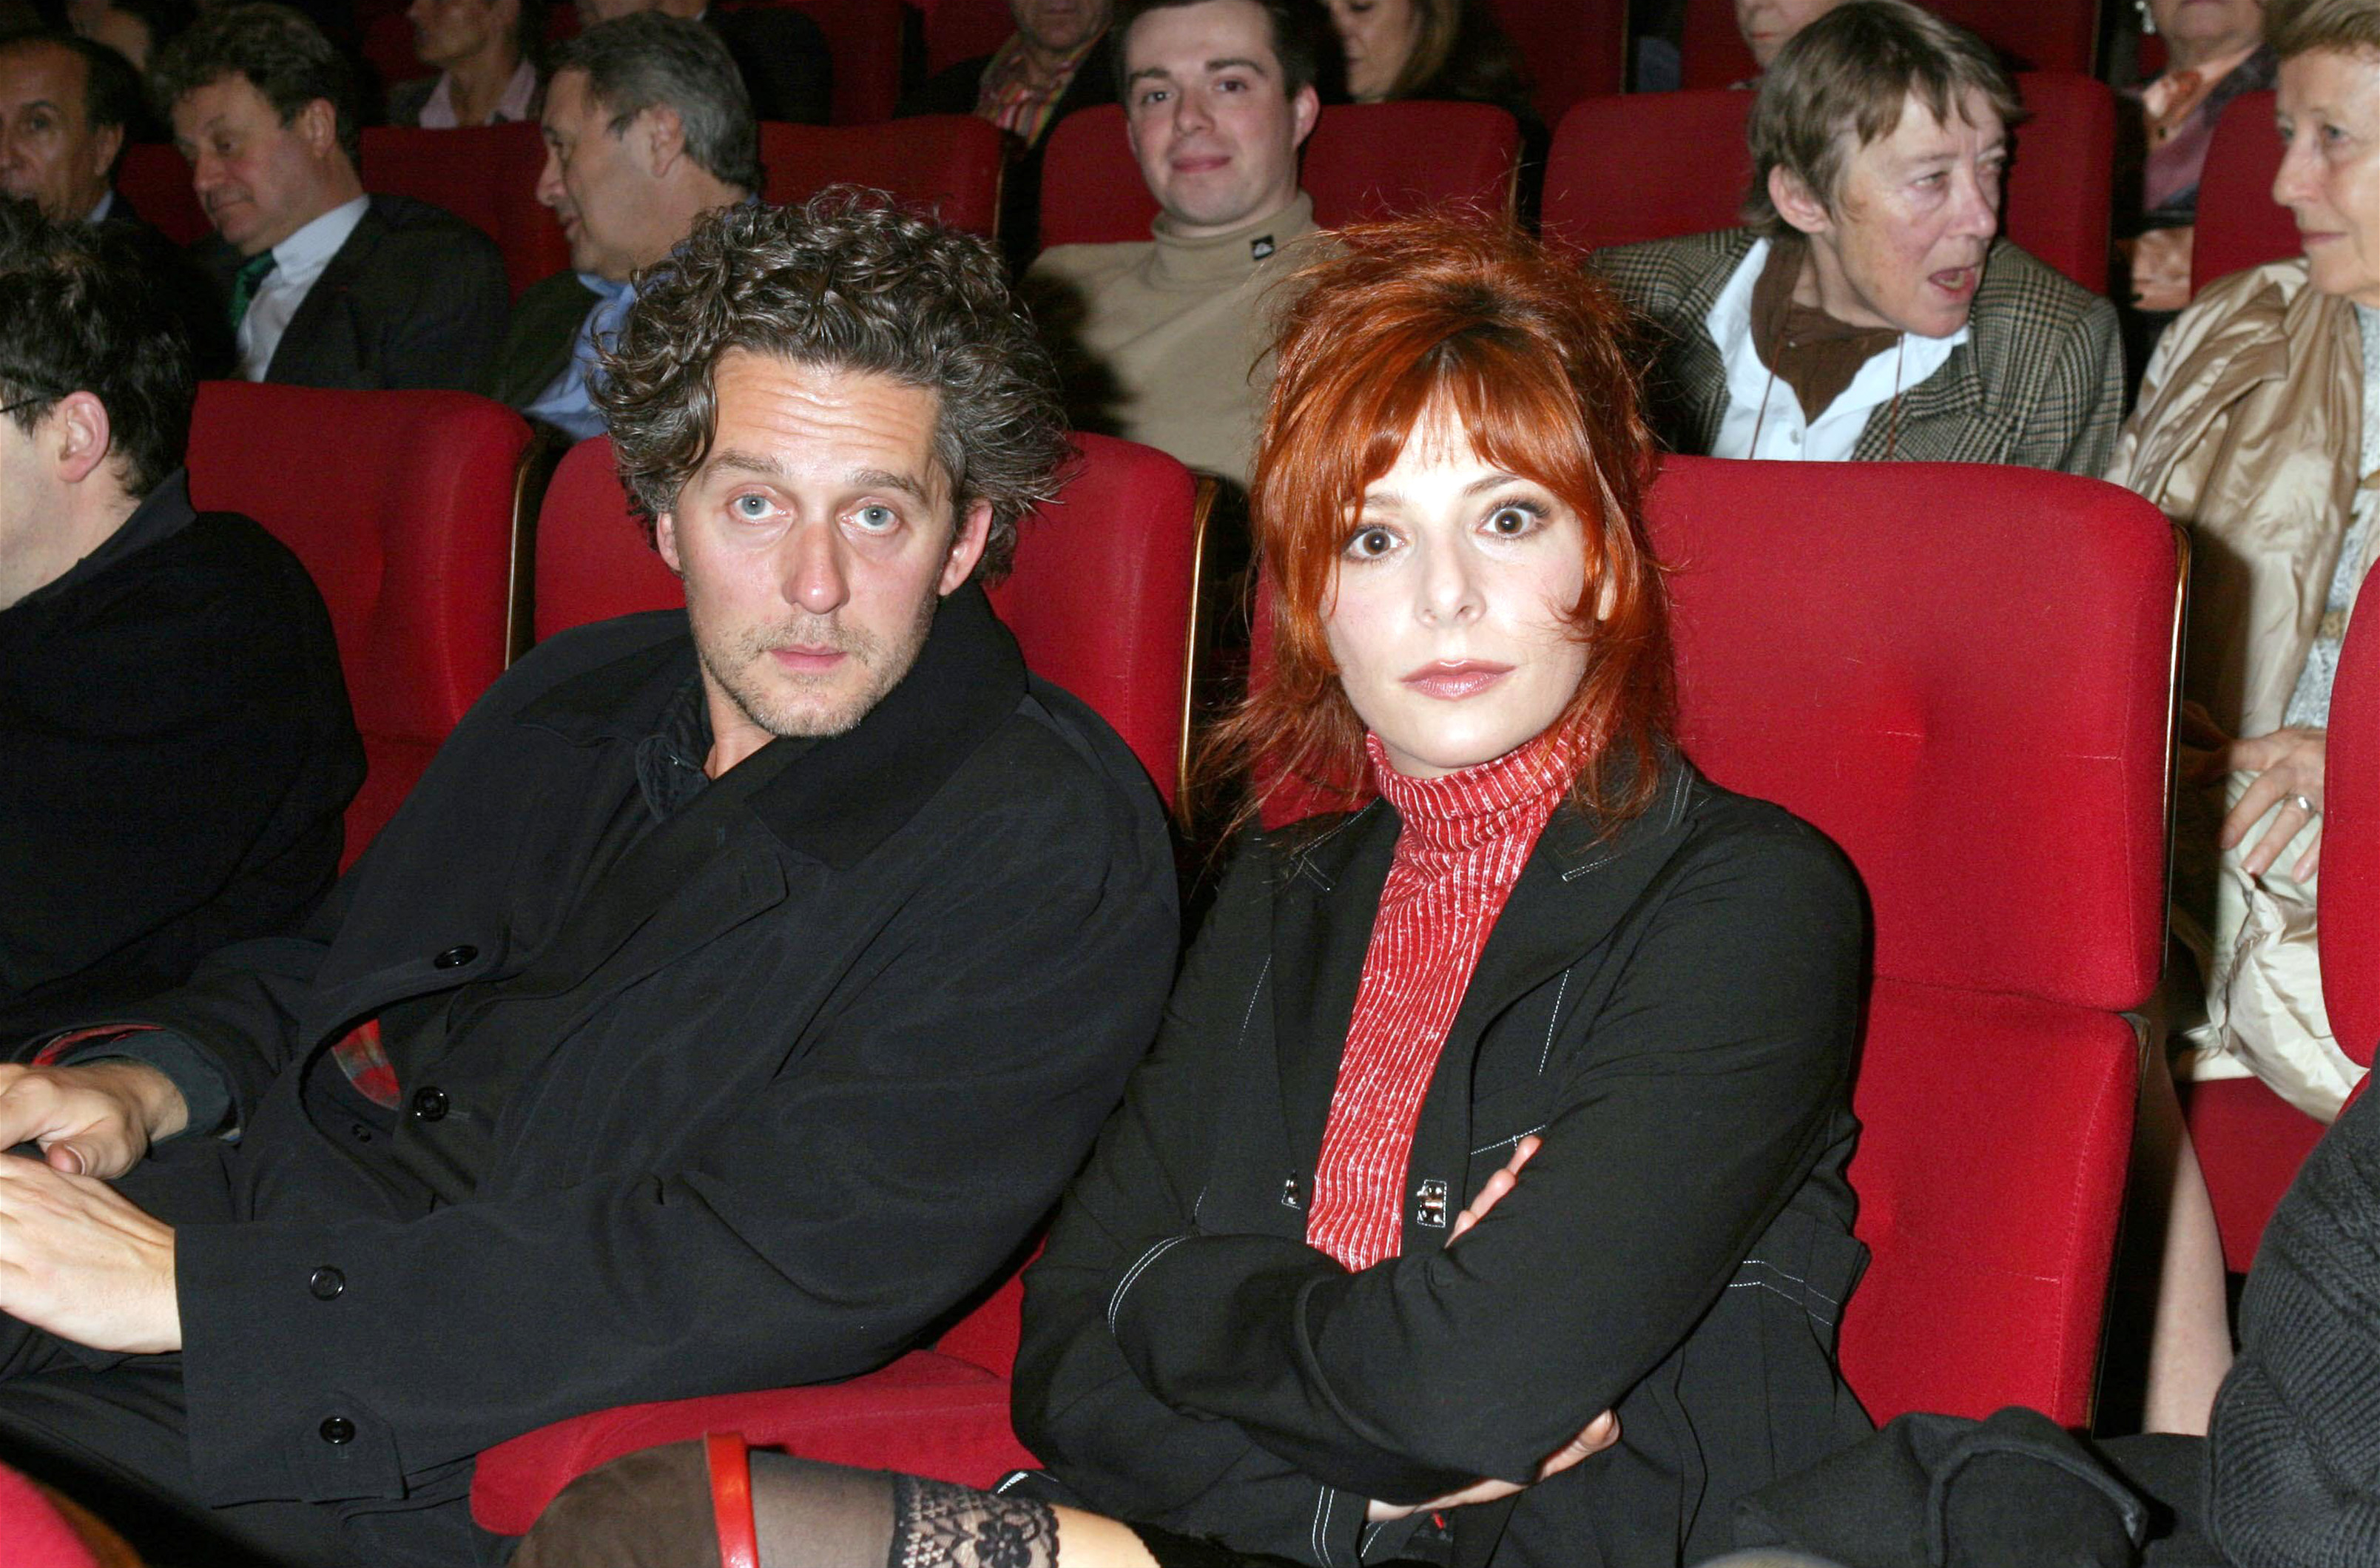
487;13;756;438
154;3;509;391
0;192;1176;1567
898;0;1117;260
1593;1;2122;476
0;205;361;1053
577;0;830;124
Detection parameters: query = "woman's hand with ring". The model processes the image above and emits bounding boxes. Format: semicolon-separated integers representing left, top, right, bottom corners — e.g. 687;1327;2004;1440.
2211;726;2327;881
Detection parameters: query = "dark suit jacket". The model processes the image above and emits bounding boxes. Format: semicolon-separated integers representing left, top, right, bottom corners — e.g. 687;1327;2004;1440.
0;473;362;1046
95;191;237;380
707;4;832;126
1014;761;1872;1568
75;588;1177;1511
1593;227;2124;476
483;268;601;412
195;192;510;391
898;42;1118;263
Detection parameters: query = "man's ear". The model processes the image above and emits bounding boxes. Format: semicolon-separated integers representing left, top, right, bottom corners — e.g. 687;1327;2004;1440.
49;391;113;487
296;96;340;161
938;499;993;594
1767;164;1833;238
87;121;124;190
638;103;687;177
654;511;687;576
1288;81;1319;149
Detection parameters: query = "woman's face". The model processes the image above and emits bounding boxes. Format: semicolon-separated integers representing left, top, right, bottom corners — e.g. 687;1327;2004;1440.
1325;0;1418;103
2147;0;2264;61
1323;404;1592;779
2274;47;2380;309
1735;0;1845;71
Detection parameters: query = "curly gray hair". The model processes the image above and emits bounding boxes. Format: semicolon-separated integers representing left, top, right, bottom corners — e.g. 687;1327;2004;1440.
594;189;1071;585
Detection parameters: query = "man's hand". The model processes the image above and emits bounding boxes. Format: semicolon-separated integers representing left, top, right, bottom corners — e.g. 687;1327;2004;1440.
1367;1134;1619;1523
0;1061;187;1180
0;1154;179;1353
2123;225;2194;313
2205;727;2328;881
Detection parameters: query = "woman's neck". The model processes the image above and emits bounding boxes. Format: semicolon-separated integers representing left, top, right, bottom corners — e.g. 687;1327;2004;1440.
445;43;522;126
2162;31;2257;76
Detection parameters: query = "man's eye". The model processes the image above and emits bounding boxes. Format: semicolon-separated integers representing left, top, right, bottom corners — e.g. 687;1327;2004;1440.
732;494;772;518
854;504;898;531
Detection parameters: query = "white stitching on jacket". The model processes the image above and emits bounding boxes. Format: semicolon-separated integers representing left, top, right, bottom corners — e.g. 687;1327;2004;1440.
1107;1234;1190;1332
1535;969;1571;1076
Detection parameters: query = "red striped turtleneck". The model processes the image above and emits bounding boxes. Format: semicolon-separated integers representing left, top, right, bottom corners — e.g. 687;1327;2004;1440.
1304;727;1575;1270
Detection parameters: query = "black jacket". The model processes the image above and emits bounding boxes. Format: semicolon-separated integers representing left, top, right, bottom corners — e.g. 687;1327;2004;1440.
484;268;601;413
88;589;1178;1510
195;192;510;391
707;5;832;125
0;473;362;1046
1014;762;1872;1568
898;44;1118;263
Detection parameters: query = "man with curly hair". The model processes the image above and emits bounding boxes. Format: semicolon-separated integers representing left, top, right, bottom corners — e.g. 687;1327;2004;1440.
0;191;1178;1568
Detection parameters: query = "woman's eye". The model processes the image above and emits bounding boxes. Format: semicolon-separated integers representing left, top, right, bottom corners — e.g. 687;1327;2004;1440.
1484;504;1538;536
1343;525;1395;559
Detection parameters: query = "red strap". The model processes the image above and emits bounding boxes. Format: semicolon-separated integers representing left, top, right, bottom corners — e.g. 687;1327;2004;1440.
705;1431;760;1568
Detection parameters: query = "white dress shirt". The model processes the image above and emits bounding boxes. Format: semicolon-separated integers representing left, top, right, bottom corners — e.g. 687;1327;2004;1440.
237;195;370;382
1705;236;1967;462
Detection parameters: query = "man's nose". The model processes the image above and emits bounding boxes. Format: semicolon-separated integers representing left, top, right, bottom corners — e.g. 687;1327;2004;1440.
781;520;852;616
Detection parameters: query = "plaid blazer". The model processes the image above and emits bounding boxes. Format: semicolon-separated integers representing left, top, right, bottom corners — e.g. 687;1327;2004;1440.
1593;228;2124;476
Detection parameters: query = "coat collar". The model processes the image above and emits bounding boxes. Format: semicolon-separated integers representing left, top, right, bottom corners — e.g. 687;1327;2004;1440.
519;582;1028;871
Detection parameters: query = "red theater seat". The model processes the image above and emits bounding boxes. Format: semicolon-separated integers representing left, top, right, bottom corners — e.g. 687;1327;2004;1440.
759;116;1007;235
186;384;536;864
776;0;905;124
360;123;567;300
1544;73;2116;294
1479;0;1624;128
0;1464;106;1568
2192;90;2296;295
922;0;1014;76
1250;459;2176;1424
1039;99;1520;249
1680;0;2099;87
530;431;1207;804
115;143;208;246
364;8;422;95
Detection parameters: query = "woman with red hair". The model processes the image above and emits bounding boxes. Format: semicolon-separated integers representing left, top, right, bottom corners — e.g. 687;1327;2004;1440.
513;215;1870;1568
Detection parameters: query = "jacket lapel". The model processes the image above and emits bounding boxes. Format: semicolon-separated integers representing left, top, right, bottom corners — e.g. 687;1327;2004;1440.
266;198;385;383
1664;233;1751;456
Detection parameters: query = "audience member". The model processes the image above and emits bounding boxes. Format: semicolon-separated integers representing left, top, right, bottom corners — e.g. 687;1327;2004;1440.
2102;0;2380;1441
0;33;141;223
0;200;360;1048
1022;0;1324;489
489;12;752;437
1734;0;1845;75
2118;0;2274;322
513;211;1870;1568
389;0;542;127
899;0;1117;260
0;189;1176;1567
1323;0;1531;129
155;2;510;388
1594;1;2123;475
575;0;829;124
64;0;189;77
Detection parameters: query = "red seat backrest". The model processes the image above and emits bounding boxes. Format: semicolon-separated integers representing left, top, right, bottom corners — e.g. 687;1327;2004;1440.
1038;99;1520;249
2322;568;2380;1073
364;7;423;95
1477;0;1625;128
922;0;1016;76
533;431;1201;803
759;115;1007;235
772;0;905;125
0;1464;101;1568
188;383;533;864
1681;0;2098;87
2192;89;2296;295
116;141;209;246
1251;457;2176;1424
1543;73;2113;293
360;122;565;300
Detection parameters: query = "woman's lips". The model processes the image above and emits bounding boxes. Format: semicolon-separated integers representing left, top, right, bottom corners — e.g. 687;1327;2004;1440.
1401;659;1512;699
1930;265;1979;299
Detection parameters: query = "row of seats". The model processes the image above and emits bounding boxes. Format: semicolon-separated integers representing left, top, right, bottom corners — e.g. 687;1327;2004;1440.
1679;0;2106;88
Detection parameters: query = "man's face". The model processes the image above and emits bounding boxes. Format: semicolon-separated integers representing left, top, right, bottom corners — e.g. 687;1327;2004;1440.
172;74;342;257
1734;0;1845;70
409;0;510;70
1012;0;1110;57
536;70;650;281
1788;87;2004;339
575;0;655;27
1122;0;1318;239
0;43;119;222
658;351;991;762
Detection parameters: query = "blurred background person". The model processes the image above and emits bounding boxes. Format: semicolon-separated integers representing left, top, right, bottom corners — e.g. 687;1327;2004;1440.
1323;0;1531;130
575;0;828;124
1734;0;1846;77
63;0;189;77
389;0;542;125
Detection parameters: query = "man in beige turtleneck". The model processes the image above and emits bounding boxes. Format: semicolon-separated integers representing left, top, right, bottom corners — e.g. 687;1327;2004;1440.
1022;0;1323;490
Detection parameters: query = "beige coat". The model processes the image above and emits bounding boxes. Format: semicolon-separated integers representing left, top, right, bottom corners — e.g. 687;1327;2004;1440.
2108;258;2368;738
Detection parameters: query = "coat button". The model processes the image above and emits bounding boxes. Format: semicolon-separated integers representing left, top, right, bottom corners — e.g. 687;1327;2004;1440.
433;945;476;969
411;1086;448;1122
319;1416;355;1445
309;1267;345;1301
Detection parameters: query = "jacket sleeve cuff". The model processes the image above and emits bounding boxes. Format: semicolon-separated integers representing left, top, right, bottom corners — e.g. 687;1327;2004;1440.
48;1028;234;1140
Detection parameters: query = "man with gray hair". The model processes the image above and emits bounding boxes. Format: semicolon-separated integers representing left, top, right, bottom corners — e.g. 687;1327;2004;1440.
1594;0;2122;475
488;10;758;439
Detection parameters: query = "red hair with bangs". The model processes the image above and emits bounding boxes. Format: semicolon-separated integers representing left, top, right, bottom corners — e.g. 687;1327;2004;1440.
1212;213;1671;829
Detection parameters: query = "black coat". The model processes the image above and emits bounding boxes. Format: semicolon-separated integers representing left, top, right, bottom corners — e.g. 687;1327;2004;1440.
1014;761;1872;1568
0;473;361;1046
194;192;510;391
90;589;1178;1511
707;5;832;125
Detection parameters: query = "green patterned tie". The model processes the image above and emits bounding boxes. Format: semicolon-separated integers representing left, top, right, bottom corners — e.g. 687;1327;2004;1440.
227;250;277;331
